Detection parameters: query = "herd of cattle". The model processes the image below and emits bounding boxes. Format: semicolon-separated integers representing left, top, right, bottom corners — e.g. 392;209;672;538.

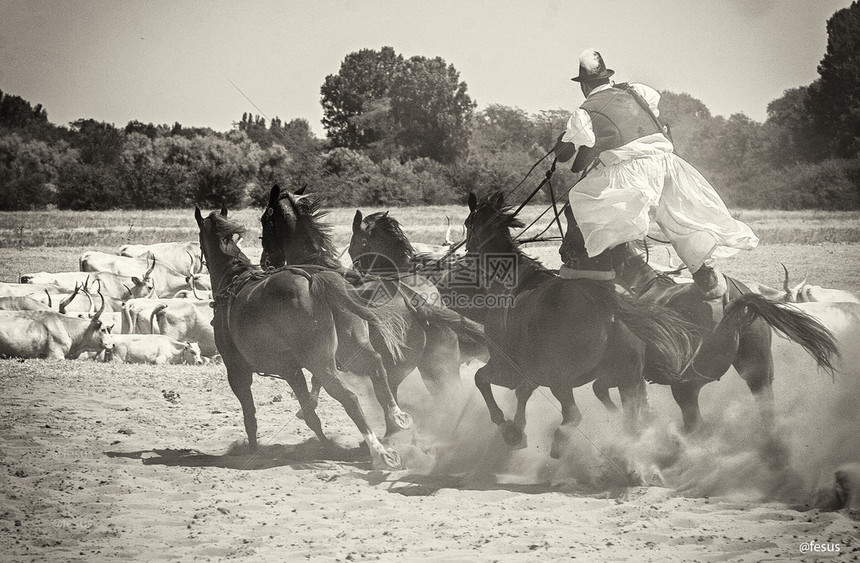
0;241;216;365
0;233;858;367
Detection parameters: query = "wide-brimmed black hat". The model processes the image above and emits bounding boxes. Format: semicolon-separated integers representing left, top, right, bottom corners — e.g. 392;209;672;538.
571;48;615;82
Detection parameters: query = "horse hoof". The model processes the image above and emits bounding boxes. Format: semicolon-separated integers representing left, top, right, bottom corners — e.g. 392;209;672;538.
391;411;414;431
376;448;403;471
500;421;526;448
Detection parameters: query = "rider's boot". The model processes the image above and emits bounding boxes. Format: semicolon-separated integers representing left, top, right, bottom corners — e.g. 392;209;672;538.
692;264;727;300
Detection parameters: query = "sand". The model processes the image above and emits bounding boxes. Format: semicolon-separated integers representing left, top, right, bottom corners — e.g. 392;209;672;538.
2;322;860;563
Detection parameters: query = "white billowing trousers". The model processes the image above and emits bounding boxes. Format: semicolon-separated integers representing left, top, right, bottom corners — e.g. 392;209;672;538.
568;133;759;272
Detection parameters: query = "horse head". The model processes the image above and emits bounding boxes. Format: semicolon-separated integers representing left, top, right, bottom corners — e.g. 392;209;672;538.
194;205;249;289
260;184;338;269
465;191;523;254
349;210;414;274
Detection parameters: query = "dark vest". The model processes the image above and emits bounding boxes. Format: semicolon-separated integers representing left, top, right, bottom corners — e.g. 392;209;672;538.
571;87;661;172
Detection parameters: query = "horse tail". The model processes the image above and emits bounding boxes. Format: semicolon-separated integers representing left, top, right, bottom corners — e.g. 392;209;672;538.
414;303;488;357
309;271;408;362
722;293;839;375
609;290;699;378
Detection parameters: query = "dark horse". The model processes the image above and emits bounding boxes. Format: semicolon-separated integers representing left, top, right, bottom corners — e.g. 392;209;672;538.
348;207;489;364
259;185;485;434
609;242;840;430
464;192;699;455
195;205;409;469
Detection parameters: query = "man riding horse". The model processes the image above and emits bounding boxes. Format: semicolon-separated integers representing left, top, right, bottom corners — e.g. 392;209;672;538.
552;48;759;299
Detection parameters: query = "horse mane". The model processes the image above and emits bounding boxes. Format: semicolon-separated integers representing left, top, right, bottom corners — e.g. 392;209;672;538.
210;212;247;241
472;191;553;278
279;192;342;268
363;212;416;266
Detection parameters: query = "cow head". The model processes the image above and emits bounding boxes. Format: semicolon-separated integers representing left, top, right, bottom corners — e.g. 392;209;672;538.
181;341;204;365
130;253;157;298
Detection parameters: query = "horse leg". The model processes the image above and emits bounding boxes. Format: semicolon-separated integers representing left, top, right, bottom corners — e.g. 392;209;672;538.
474;362;506;426
499;382;536;449
281;368;329;445
734;322;788;470
339;319;413;436
734;321;776;427
670;381;704;432
417;325;465;407
550;385;582;459
308;362;402;471
222;355;257;449
618;375;649;435
592;377;618;411
475;361;525;447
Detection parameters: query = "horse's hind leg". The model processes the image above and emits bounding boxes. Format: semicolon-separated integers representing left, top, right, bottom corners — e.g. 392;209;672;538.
501;382;536;449
592;378;618;411
550;386;582;459
282;368;329;445
734;321;775;427
338;319;413;436
618;375;649;434
671;381;705;432
309;362;402;470
418;325;465;406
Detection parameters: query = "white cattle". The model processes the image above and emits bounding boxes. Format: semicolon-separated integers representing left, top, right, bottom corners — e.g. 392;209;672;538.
22;269;156;301
0;300;110;360
103;333;203;365
150;300;216;357
80;251;210;294
0;296;52;312
781;264;860;303
118;241;203;273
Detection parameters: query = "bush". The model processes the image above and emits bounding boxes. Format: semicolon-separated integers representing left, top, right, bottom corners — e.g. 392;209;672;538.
731;159;860;210
56;163;126;210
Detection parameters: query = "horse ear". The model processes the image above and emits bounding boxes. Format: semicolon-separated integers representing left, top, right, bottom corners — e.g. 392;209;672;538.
468;192;477;212
194;206;203;226
295;185;307;196
490;191;505;208
269;184;281;206
353;210;363;233
220;204;228;217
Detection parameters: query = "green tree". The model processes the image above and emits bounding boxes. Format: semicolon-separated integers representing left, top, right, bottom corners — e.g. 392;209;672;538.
806;0;860;158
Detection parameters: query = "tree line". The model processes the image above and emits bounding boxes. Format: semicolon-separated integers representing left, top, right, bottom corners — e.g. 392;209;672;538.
1;2;858;212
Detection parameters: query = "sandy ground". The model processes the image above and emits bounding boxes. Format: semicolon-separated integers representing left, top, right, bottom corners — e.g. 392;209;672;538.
2;243;860;561
2;326;860;562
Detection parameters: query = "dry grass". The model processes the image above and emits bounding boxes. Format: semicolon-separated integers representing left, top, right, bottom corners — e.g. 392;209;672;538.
1;206;858;293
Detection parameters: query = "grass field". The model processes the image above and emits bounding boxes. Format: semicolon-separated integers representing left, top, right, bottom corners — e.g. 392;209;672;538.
1;205;859;294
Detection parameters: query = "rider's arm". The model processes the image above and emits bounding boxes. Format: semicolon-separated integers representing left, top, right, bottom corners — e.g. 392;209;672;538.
555;109;595;163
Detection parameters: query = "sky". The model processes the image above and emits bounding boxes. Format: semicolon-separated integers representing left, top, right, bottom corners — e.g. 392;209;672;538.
0;0;852;138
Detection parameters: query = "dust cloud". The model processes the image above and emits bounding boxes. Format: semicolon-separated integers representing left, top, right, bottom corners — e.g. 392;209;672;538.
393;324;860;508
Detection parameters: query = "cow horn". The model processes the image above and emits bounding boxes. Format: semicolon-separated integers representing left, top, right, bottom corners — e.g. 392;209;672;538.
59;282;81;314
81;280;96;316
123;283;133;298
92;288;106;321
44;289;52;308
144;252;156;278
444;216;454;245
781;263;791;293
